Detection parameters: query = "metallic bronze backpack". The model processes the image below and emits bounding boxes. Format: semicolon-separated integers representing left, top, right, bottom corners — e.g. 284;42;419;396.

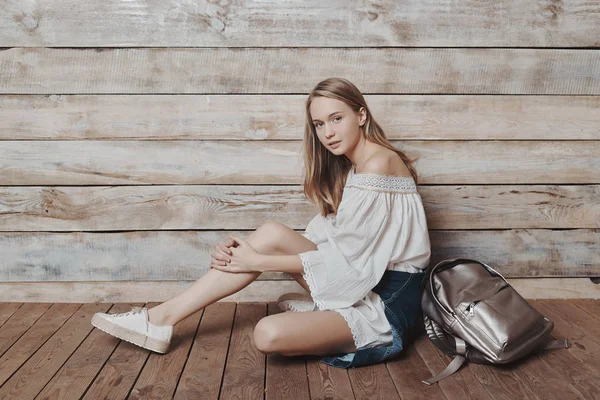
420;258;570;385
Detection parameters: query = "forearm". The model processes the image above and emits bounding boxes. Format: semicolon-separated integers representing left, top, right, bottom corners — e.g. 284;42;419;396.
254;254;305;274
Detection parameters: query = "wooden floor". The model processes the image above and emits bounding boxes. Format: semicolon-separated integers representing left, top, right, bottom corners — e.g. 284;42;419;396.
0;299;598;400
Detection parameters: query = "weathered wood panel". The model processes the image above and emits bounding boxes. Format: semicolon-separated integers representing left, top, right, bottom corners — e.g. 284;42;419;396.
34;302;143;400
2;48;599;94
0;303;110;399
2;94;599;141
1;1;599;47
0;230;598;282
0;278;598;303
0;185;598;231
1;300;598;399
1;141;599;185
173;302;236;400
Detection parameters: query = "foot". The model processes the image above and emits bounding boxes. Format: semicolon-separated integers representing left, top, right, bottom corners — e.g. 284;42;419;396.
277;292;316;312
91;306;173;353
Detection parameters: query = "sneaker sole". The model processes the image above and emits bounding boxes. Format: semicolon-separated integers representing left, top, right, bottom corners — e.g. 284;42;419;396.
91;314;170;353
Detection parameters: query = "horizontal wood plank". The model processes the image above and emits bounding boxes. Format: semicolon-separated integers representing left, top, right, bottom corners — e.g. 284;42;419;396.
1;185;598;231
2;94;599;141
2;1;600;47
0;229;597;281
1;141;600;185
0;278;598;303
2;48;600;94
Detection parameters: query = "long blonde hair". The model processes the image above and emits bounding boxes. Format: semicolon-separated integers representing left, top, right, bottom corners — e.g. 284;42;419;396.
302;77;419;217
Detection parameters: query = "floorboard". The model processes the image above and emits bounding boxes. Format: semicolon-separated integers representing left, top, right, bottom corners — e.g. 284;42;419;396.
0;299;596;400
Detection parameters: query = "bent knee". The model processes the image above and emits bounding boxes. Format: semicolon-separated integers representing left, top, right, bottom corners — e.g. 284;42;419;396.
253;317;281;354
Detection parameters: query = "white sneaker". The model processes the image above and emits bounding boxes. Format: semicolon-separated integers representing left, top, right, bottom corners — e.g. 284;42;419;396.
277;292;315;312
91;306;173;353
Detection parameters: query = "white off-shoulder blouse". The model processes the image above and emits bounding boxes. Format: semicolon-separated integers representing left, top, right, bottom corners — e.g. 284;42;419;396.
298;166;432;351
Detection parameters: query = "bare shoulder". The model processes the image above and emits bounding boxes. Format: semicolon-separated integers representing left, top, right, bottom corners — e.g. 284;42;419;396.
361;150;411;177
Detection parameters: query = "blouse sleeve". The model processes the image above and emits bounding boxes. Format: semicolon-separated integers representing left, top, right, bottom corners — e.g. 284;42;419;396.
298;189;400;311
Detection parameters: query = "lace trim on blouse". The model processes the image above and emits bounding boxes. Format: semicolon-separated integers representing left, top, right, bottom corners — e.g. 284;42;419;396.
332;307;369;350
300;253;325;310
347;173;417;193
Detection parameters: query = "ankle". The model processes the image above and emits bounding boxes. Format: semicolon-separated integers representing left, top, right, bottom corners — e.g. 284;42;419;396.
147;306;175;326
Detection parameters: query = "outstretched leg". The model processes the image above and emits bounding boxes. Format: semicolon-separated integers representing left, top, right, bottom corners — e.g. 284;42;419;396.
147;220;317;326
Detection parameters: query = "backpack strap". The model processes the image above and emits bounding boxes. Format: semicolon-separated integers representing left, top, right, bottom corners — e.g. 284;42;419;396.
539;338;570;350
422;338;570;385
421;337;468;385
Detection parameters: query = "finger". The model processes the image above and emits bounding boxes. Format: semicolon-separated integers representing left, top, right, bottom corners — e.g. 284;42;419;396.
229;235;243;246
210;259;227;267
212;264;236;273
216;243;233;257
209;251;227;263
214;244;232;262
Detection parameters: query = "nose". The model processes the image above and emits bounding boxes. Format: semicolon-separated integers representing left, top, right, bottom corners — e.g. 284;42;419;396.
324;123;334;138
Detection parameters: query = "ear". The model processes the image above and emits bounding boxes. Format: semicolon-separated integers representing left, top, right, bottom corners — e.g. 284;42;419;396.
358;107;367;126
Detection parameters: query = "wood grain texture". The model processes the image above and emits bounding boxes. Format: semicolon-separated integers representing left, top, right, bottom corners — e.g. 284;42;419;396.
2;48;600;94
0;303;22;327
413;335;473;399
1;141;600;185
0;278;598;303
529;300;600;376
0;229;597;282
386;342;450;400
348;363;401;400
2;1;600;47
2;94;599;141
265;302;311;400
173;302;236;400
0;303;111;399
82;302;159;400
1;185;599;231
35;302;143;400
0;303;80;387
306;355;355;400
128;307;203;400
1;184;599;230
0;300;596;399
219;303;267;400
0;303;52;357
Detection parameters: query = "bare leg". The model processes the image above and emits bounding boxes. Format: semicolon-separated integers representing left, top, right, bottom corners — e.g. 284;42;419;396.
147;221;316;326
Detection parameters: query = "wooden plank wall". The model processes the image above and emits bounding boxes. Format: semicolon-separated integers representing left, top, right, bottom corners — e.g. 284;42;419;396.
0;1;599;302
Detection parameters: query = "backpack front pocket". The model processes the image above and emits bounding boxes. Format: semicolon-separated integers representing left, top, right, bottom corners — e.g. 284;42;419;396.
457;284;545;351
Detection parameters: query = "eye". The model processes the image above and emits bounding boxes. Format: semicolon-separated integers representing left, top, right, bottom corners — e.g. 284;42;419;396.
314;122;322;128
334;116;341;121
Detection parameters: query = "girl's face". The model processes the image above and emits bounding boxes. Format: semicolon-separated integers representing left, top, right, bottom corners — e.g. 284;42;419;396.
309;97;365;154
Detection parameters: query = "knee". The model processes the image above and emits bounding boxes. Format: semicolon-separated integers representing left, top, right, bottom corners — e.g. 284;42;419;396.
251;220;286;254
259;220;285;235
253;317;281;354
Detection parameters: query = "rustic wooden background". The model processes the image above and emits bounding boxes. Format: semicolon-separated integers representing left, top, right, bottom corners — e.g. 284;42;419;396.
0;1;599;302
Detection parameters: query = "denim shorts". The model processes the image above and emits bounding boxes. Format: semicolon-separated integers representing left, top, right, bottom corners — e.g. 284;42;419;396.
320;270;427;368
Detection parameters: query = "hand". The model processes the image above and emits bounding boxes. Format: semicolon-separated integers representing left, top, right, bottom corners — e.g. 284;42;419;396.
209;237;235;268
210;235;260;273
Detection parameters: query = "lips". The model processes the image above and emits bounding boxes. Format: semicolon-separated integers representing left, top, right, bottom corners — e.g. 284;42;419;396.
329;140;341;146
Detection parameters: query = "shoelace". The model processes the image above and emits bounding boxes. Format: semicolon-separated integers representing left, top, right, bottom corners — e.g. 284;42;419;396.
114;306;145;317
